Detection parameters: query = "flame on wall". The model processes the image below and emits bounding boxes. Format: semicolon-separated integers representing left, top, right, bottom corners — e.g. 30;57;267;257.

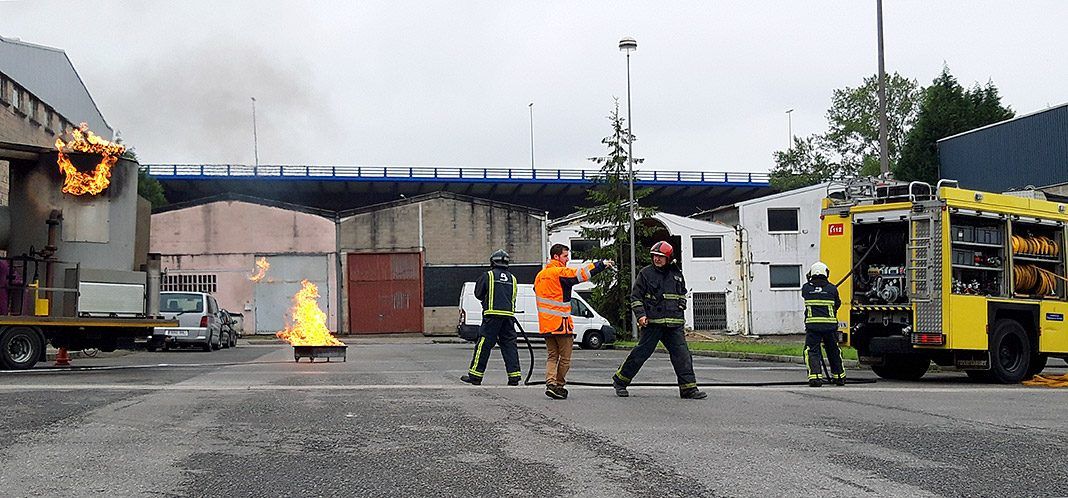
54;123;126;196
276;279;344;346
248;257;270;282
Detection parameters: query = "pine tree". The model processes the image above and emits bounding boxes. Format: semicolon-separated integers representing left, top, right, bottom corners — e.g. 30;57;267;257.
577;100;657;335
894;67;1014;184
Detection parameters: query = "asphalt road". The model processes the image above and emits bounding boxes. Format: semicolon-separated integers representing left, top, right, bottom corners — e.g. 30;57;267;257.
0;338;1066;497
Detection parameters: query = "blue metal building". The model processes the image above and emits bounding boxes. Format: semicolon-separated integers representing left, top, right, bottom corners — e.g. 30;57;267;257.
938;103;1068;192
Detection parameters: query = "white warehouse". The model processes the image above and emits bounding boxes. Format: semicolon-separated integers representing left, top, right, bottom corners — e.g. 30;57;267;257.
696;183;828;336
549;211;745;333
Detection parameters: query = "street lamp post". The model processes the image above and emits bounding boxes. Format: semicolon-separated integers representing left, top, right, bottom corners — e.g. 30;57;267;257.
785;109;794;149
876;0;889;175
528;102;536;173
619;36;637;341
251;97;260;174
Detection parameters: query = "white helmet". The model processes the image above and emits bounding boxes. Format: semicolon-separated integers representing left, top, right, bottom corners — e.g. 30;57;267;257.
809;261;830;279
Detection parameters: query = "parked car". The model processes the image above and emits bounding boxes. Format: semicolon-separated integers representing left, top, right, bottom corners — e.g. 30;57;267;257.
457;282;615;349
150;292;223;352
227;311;245;338
217;309;238;348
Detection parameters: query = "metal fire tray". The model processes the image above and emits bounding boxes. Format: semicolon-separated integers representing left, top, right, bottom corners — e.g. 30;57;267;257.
293;345;347;362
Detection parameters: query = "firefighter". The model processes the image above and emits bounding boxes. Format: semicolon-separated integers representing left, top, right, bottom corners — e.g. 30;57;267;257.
535;244;612;399
612;241;706;399
803;261;846;387
461;249;522;386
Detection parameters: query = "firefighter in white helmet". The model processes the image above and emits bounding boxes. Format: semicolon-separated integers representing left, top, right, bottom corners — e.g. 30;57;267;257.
802;261;846;387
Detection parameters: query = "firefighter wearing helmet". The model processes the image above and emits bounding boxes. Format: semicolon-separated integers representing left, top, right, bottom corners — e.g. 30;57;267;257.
612;241;706;399
802;261;846;387
461;249;522;386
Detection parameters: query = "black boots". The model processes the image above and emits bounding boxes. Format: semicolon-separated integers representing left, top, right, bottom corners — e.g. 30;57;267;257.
680;388;707;399
508;377;521;386
832;378;846;386
460;375;482;386
613;380;630;397
808;378;823;387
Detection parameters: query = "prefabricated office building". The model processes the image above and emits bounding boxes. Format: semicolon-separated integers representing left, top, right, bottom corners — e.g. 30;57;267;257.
150;192;546;335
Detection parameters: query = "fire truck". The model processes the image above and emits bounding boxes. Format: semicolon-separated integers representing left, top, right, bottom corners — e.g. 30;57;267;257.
820;179;1068;383
0;140;174;370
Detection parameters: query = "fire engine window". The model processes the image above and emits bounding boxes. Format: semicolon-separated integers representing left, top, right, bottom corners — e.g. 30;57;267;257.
569;239;599;260
691;236;723;259
767;208;799;233
769;265;802;289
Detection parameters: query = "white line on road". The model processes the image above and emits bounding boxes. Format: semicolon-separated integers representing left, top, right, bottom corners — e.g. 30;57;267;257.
0;383;1060;393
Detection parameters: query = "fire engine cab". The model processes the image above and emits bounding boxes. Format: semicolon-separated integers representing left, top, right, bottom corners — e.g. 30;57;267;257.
820;179;1068;383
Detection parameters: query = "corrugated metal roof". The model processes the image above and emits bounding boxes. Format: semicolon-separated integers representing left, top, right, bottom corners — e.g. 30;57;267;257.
0;35;111;138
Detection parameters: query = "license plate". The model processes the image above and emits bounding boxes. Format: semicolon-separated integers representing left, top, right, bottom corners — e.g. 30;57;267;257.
164;329;188;337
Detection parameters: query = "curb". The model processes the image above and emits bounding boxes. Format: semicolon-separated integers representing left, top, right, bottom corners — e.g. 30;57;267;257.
687;349;861;369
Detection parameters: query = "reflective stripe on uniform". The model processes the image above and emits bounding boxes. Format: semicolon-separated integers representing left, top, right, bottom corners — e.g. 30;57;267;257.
508;371;522;378
536;296;571;310
679;382;697;389
577;264;593;282
663;293;685;300
486;271;518;316
648;317;685;325
804;298;836;324
630;300;643;309
485;310;515;317
536;306;570;317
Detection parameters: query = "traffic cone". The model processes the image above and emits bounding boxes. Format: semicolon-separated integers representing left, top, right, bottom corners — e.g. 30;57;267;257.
54;347;71;367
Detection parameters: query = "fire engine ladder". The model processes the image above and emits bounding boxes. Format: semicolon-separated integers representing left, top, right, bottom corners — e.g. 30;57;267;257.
907;211;937;304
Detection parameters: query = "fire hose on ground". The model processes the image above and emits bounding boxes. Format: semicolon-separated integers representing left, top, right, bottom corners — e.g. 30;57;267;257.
513;317;876;388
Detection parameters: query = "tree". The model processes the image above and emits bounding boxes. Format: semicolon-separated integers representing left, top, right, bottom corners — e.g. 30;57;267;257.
894;67;1014;184
577;100;657;334
770;72;921;189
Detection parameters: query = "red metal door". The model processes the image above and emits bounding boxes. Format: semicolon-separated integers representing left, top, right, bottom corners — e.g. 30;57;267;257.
347;253;423;334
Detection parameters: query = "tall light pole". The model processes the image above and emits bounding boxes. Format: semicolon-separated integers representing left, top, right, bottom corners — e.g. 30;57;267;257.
876;0;889;175
619;36;637;341
528;102;536;173
251;97;260;174
785;109;794;149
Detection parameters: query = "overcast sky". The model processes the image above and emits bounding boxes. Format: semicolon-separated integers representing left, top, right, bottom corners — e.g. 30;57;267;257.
1;1;1065;173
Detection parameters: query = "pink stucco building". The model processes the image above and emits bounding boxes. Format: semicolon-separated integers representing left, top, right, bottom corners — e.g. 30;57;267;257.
150;195;339;335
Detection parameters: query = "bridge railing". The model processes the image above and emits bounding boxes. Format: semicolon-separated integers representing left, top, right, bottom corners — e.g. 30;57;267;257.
144;164;770;184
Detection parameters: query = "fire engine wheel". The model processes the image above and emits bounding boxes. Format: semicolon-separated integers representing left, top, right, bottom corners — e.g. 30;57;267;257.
0;327;44;370
1027;354;1048;378
988;319;1032;384
870;354;930;381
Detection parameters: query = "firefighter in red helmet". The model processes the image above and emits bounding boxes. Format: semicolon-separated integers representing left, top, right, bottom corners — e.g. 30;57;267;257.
612;241;706;399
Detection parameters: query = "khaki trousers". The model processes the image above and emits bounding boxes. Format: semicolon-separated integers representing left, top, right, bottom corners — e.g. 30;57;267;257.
544;335;574;386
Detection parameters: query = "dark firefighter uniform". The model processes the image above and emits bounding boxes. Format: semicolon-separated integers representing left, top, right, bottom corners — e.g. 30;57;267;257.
803;273;845;386
612;260;704;398
464;265;521;385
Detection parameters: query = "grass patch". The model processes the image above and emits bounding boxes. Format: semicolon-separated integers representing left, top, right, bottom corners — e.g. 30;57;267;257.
614;339;858;361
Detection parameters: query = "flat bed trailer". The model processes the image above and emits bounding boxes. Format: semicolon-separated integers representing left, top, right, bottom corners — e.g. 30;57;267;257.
0;316;178;370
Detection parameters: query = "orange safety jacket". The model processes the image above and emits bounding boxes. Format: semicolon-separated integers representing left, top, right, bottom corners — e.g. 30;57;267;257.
534;259;605;334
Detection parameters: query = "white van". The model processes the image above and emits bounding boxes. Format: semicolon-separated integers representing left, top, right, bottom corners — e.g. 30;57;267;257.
457;282;616;349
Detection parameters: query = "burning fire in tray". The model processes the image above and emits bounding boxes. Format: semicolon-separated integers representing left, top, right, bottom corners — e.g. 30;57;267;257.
277;279;344;347
54;123;126;196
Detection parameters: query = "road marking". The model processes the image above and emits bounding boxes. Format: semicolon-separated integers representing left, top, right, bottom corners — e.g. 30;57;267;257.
0;383;1061;393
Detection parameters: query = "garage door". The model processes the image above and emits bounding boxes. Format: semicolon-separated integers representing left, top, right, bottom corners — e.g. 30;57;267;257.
348;253;423;334
254;255;331;335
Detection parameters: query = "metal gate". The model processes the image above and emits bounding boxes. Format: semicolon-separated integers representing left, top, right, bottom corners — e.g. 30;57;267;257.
692;292;728;330
347;253;423;334
254;254;331;335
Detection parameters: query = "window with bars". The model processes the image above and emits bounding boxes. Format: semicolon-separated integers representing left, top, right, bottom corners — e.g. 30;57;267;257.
161;273;217;294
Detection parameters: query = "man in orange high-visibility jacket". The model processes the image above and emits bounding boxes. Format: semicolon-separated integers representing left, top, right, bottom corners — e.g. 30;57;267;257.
534;243;612;400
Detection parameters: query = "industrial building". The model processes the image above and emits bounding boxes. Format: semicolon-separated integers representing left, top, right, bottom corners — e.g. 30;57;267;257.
939;103;1068;192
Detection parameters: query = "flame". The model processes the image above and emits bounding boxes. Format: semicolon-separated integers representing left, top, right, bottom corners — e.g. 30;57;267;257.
276;279;343;346
54;123;126;196
248;257;270;282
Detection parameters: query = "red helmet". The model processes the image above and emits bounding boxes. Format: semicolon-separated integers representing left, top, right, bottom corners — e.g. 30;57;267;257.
650;241;674;260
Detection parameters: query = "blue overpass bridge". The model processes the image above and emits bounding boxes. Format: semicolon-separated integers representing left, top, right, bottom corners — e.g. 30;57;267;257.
145;164;775;217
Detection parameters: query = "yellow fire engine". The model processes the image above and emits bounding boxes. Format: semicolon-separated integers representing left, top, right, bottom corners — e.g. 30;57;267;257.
820;179;1068;383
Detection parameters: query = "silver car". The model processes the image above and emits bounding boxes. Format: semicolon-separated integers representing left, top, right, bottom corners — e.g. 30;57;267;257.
150;292;223;352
